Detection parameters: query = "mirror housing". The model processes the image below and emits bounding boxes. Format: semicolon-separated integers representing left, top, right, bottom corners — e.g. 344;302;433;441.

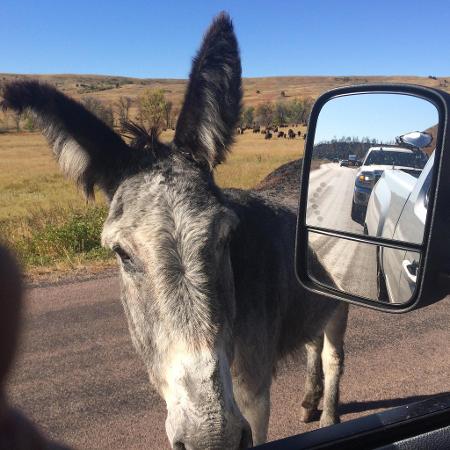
296;84;450;312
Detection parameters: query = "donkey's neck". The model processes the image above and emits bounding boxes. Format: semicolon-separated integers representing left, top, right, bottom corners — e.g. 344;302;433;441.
223;186;337;363
225;187;300;328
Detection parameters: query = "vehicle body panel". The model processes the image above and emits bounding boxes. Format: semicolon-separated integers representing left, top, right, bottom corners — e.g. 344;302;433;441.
366;153;434;303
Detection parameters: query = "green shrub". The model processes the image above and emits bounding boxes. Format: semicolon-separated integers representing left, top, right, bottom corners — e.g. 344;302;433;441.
0;205;113;268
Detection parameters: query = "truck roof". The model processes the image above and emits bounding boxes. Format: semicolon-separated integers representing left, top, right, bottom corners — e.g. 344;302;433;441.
367;146;413;154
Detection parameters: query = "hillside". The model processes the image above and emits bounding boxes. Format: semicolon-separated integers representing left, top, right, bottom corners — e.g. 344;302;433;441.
1;73;446;274
1;73;449;109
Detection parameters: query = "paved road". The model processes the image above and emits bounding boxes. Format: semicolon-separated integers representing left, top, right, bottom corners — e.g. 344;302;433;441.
307;162;362;234
307;163;378;299
6;275;450;449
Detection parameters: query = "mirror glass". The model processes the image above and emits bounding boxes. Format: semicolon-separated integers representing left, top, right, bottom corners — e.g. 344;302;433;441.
308;231;421;304
306;93;438;245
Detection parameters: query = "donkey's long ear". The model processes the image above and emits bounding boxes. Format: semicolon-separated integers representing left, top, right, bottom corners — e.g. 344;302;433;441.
174;12;242;170
1;81;132;198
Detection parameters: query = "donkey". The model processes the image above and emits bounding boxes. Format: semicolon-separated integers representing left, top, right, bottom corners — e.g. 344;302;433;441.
1;13;348;449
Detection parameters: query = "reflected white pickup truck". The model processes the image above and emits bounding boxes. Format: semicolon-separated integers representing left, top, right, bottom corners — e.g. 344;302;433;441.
365;152;434;303
351;146;428;224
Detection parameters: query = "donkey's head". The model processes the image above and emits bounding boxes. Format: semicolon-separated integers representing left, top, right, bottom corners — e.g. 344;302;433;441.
2;13;252;449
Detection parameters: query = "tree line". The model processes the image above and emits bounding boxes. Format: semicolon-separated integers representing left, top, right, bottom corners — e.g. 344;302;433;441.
0;88;314;133
0;88;179;133
240;97;314;129
313;136;394;160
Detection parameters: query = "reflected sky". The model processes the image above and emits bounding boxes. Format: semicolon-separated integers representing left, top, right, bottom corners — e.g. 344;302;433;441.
315;94;438;143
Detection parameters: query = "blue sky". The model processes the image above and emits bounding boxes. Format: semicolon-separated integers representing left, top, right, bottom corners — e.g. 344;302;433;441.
315;93;439;143
1;0;449;78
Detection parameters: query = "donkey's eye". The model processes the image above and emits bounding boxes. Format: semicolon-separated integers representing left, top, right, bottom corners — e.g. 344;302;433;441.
112;245;132;265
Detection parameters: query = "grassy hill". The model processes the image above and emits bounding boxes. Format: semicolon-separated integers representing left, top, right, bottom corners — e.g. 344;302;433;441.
2;73;449;109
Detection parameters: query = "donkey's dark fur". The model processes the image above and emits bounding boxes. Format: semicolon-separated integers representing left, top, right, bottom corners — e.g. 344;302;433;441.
2;13;348;449
174;15;242;170
1;80;134;199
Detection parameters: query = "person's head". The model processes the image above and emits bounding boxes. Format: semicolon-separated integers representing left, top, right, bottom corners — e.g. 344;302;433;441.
0;246;22;403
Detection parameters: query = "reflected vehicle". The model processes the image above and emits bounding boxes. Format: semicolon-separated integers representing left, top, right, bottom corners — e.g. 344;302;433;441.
339;159;349;167
351;145;428;224
366;152;435;303
348;154;358;166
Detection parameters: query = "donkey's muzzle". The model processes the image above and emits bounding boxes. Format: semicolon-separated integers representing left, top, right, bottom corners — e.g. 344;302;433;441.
172;422;253;450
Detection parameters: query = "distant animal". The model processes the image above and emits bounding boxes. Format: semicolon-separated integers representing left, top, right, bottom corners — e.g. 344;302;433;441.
277;131;285;138
2;13;348;449
264;130;273;139
288;128;296;139
237;127;244;135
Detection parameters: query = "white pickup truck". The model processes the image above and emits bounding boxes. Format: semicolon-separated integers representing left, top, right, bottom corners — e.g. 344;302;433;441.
351;145;428;224
365;150;434;303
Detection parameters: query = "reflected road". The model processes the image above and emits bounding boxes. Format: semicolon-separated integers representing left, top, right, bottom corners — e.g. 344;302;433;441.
307;163;378;300
307;162;362;233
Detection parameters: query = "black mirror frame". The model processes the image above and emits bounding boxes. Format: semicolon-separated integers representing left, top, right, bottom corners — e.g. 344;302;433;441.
295;84;450;313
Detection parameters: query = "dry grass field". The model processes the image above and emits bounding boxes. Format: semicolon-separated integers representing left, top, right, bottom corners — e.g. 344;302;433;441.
0;128;305;219
0;127;305;277
0;133;84;220
1;72;448;277
214;127;306;188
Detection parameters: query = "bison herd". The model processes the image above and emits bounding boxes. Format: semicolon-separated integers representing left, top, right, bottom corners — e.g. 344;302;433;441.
237;124;307;140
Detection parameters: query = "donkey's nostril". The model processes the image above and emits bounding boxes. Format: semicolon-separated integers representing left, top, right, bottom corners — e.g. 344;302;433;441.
239;425;253;449
174;442;186;450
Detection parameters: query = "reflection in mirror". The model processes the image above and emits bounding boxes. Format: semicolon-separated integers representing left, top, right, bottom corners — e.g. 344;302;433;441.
306;94;438;245
308;231;421;304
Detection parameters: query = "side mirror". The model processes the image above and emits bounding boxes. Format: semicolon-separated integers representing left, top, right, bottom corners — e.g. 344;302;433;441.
296;84;450;312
